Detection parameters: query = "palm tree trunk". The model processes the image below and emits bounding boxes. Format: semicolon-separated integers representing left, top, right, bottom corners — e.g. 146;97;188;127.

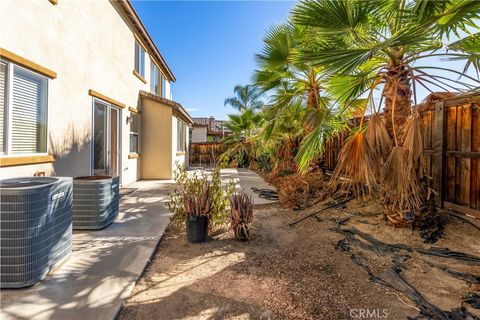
307;87;318;109
382;62;412;145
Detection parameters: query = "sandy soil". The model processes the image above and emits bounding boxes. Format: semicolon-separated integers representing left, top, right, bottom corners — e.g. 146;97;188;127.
119;198;480;320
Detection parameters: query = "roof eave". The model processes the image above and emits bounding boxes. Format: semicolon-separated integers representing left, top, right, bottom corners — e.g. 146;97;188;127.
139;91;194;125
114;0;176;82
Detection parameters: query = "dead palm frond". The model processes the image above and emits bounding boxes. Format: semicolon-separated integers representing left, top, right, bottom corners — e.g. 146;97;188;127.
382;147;423;225
330;130;377;197
365;113;392;166
402;113;423;172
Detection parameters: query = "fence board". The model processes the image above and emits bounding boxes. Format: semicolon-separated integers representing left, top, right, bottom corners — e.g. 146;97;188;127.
189;142;228;167
446;106;457;203
459;105;472;206
320;94;480;218
472;105;480;210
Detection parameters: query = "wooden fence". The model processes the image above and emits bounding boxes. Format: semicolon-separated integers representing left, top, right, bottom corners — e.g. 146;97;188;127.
322;93;480;218
189;142;227;167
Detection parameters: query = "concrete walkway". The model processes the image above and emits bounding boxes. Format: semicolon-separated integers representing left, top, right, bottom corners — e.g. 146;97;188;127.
221;168;278;205
0;169;275;320
189;167;278;205
0;180;176;320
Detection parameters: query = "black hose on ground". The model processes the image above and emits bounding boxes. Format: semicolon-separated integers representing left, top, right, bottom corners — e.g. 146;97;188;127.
251;187;279;200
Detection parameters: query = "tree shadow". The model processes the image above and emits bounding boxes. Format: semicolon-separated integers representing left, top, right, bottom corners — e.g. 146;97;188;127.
0;181;177;320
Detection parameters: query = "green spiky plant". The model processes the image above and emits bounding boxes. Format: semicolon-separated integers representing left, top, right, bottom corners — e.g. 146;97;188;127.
292;0;480;224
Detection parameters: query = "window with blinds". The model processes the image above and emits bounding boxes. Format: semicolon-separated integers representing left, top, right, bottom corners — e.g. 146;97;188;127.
129;112;139;154
150;62;160;96
0;62;6;154
0;60;48;156
177;119;186;152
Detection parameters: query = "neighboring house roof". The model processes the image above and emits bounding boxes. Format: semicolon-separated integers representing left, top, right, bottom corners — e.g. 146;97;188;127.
114;0;176;82
139;90;194;125
192;117;231;133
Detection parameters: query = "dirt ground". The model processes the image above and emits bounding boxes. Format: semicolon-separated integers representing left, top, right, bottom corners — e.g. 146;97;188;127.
119;198;480;320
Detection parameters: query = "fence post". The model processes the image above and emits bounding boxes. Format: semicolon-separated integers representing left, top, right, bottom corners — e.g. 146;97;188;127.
432;101;446;207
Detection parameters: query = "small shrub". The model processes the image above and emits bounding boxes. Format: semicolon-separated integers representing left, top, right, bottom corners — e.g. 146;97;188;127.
255;154;272;173
236;149;249;168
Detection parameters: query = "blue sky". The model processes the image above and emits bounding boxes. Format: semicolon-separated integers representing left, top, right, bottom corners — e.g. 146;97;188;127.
132;1;478;119
132;0;295;120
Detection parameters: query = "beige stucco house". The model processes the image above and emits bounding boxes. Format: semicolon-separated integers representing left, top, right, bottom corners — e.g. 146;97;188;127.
0;0;193;185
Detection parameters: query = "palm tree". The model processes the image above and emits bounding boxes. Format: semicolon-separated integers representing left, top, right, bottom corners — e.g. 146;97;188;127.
260;102;305;176
254;22;349;172
221;108;263;167
224;84;264;111
292;0;480;223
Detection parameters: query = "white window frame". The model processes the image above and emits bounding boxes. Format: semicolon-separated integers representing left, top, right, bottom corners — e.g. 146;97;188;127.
129;112;139;154
90;97;122;177
177;119;186;152
150;61;160;96
0;60;49;157
134;40;145;78
161;75;167;98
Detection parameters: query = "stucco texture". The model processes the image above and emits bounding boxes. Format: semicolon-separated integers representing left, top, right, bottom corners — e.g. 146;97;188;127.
0;0;179;185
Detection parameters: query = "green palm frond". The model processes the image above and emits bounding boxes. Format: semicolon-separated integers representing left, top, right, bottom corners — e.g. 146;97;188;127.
446;32;480;77
224;84;264;111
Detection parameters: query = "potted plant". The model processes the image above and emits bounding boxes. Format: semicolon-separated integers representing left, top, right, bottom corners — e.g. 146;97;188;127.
167;162;235;243
183;182;211;243
230;191;254;241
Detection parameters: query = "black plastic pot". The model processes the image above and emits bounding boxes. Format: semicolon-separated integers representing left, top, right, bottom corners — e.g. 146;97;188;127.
234;225;250;242
186;216;209;243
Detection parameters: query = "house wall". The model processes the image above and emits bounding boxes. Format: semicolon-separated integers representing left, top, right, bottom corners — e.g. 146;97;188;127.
0;1;172;185
191;126;207;143
141;99;173;179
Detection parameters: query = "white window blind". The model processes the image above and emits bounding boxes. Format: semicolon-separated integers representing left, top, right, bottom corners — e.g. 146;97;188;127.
177;120;186;152
0;62;6;154
11;67;47;154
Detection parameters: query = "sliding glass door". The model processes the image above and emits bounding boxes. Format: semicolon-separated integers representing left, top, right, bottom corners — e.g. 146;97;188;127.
93;100;119;177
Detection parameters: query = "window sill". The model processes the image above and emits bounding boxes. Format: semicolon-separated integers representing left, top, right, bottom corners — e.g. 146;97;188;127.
0;155;55;167
132;70;147;84
128;106;140;114
128;153;140;159
176;152;186;156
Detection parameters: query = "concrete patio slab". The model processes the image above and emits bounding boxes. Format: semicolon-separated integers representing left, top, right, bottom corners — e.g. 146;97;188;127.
185;167;278;205
236;168;277;205
0;180;176;320
218;168;278;205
